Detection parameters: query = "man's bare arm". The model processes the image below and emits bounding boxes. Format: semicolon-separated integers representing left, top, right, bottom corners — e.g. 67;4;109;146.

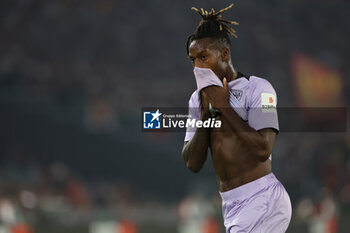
220;108;276;161
182;127;210;173
182;91;212;173
202;81;277;161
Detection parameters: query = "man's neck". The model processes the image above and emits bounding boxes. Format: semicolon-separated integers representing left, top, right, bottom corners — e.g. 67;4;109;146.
225;66;237;82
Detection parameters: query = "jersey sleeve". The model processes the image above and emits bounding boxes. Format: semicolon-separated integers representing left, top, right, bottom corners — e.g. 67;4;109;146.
184;91;200;142
247;78;279;132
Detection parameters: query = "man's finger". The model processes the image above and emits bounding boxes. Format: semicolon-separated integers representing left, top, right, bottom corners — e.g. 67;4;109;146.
202;91;209;106
202;91;207;99
223;77;228;92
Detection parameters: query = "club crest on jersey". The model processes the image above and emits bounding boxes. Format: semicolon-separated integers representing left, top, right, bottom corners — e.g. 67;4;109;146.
232;89;243;101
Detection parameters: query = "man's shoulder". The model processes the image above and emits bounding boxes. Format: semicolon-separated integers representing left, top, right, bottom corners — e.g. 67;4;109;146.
247;76;276;93
188;90;199;107
248;76;273;86
188;90;199;101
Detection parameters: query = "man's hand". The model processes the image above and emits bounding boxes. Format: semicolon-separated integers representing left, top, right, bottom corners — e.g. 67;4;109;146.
202;78;230;109
199;90;211;120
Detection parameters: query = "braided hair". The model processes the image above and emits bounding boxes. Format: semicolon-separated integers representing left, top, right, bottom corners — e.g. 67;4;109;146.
186;4;239;55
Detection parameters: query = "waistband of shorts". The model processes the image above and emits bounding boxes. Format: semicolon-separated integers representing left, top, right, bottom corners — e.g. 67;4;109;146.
219;173;278;202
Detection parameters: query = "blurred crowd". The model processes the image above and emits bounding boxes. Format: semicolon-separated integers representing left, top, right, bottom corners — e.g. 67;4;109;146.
0;0;349;232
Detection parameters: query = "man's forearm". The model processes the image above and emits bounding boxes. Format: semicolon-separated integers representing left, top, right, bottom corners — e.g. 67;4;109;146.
182;127;210;172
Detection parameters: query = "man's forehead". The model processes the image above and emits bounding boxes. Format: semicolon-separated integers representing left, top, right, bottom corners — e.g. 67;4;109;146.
189;38;217;52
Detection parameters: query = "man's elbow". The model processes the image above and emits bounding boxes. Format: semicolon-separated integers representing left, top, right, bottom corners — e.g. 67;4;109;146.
255;129;276;162
182;146;198;172
254;141;272;162
182;142;204;173
256;151;271;162
255;143;273;162
186;161;202;173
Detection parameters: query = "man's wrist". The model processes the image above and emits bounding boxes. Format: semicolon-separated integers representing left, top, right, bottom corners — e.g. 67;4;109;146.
217;103;231;111
201;111;211;121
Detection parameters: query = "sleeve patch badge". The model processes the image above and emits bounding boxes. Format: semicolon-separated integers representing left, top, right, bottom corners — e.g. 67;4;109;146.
261;93;277;112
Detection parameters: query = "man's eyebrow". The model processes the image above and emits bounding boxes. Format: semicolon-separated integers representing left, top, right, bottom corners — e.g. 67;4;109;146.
188;49;208;58
198;50;208;55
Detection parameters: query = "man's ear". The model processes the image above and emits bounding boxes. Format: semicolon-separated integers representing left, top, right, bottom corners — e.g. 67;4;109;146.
221;48;230;62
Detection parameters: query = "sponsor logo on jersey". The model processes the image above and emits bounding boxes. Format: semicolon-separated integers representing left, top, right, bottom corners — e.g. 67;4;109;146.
261;93;277;112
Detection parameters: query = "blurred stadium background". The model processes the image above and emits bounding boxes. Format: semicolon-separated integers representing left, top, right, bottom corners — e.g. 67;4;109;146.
0;0;349;232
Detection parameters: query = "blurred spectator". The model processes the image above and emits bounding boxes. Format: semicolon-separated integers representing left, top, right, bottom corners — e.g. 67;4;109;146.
177;193;218;233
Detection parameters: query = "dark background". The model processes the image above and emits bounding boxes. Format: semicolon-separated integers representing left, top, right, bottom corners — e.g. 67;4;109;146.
0;0;349;232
